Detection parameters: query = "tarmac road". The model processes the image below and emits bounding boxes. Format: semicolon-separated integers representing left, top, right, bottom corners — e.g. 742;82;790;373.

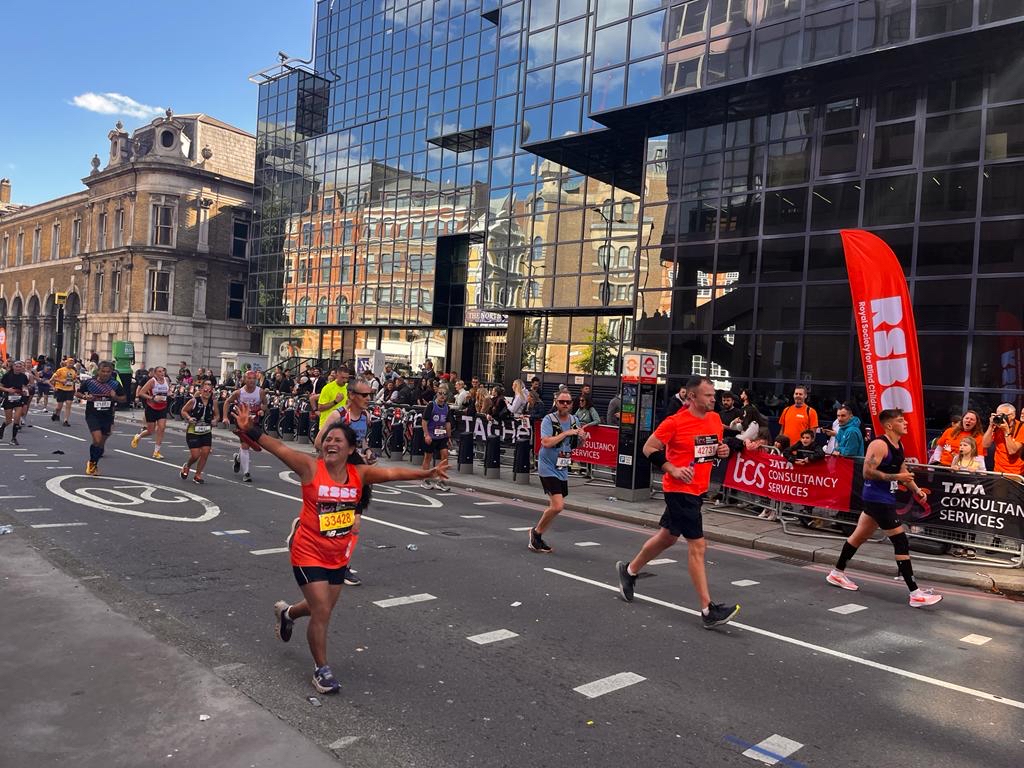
2;413;1023;767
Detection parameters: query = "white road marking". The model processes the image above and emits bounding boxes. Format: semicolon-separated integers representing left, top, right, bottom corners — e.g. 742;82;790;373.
212;530;250;536
467;629;519;645
732;579;761;587
573;672;646;699
742;734;804;765
574;541;601;547
50;466;73;469
960;634;992;646
14;454;39;457
545;566;1024;711
24;460;58;463
460;514;485;519
33;425;86;441
474;501;502;506
373;593;437;608
509;526;534;531
438;492;457;496
31;522;89;528
648;558;677;565
250;547;290;556
46;475;220;523
16;507;52;512
255;486;431;536
829;603;869;615
0;495;34;499
328;736;360;750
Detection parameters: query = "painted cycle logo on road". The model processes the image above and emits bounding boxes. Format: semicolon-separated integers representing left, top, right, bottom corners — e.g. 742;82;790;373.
45;475;221;522
278;471;442;508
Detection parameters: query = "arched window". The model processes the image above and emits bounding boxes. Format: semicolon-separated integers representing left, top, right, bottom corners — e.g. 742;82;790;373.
336;295;349;323
621;199;635;221
531;236;543;261
316;296;328;324
533;197;545;213
281;300;292;324
617;246;631;268
597;244;612;269
601;198;613;220
295;296;310;324
528;280;542;299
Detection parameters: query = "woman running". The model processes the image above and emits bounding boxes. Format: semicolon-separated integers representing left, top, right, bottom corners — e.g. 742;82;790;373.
233;403;447;695
181;379;217;484
131;365;171;458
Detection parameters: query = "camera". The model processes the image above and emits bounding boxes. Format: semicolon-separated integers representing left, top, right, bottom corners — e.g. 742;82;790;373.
992;413;1006;425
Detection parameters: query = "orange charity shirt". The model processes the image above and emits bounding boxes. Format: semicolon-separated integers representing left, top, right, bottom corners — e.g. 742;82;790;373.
653;408;724;496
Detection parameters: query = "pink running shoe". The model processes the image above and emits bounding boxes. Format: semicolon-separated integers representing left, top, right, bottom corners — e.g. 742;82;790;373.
826;569;860;591
909;588;942;607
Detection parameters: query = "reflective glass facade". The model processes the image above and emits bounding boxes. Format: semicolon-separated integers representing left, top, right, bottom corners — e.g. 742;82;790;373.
250;0;1024;425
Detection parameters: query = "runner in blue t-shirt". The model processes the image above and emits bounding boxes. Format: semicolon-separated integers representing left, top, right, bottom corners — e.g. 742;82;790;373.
528;391;588;553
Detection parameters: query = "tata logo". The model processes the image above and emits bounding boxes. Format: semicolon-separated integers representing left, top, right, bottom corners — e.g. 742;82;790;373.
871;297;915;413
731;455;765;489
318;485;359;500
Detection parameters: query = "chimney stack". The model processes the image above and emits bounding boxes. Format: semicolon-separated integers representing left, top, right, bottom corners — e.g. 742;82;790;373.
0;178;10;205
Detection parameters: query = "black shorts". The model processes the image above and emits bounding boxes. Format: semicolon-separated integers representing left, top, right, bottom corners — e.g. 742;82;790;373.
540;475;569;498
1;396;25;411
144;405;169;423
186;432;213;450
293;564;349;587
55;390;75;403
85;414;115;436
862;500;902;530
36;383;51;394
659;492;704;539
428;438;449;457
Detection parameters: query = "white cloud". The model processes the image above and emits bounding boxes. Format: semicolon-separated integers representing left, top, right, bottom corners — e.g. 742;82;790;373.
71;92;165;120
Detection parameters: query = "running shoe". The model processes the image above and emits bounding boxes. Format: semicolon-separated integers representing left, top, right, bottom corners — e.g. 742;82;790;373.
285;517;300;548
421;478;435;489
343;570;362;587
436;480;450;492
528;528;552;553
232;453;240;473
62;421;70;427
152;450;164;460
130;434;141;449
85;461;98;476
312;665;341;694
0;423;6;439
9;436;18;446
193;476;205;485
826;569;860;591
616;560;637;602
51;412;59;422
180;466;189;480
702;602;740;629
242;472;252;483
909;588;943;608
273;600;294;642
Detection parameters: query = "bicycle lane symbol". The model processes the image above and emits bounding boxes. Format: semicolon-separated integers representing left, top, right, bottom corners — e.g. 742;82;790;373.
45;475;221;522
277;471;443;508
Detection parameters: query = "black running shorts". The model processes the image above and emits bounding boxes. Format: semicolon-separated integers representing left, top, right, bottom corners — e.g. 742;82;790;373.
144;405;168;423
55;390;74;403
185;433;213;450
293;565;349;587
540;475;569;498
862;500;902;531
659;492;704;539
85;414;114;436
428;437;449;457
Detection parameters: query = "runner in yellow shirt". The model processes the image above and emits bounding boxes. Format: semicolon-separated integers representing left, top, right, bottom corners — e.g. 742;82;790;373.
50;357;79;427
315;366;350;432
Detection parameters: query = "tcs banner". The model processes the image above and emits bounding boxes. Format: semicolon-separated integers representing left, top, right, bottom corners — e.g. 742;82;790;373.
723;449;855;511
841;230;927;463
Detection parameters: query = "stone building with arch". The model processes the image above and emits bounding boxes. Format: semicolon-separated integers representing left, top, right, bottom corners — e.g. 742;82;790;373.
0;111;255;370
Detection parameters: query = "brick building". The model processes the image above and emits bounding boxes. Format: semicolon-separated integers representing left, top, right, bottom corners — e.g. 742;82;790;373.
0;110;256;370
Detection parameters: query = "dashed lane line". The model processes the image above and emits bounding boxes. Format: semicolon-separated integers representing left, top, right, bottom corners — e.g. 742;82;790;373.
250;547;290;556
473;501;503;506
212;530;250;536
373;593;437;608
0;495;35;500
648;558;677;565
829;603;869;615
509;526;534;531
732;580;761;587
573;672;646;699
460;514;486;519
725;734;806;767
960;634;992;646
574;541;601;547
544;566;1024;711
467;629;519;645
15;508;52;512
31;522;89;528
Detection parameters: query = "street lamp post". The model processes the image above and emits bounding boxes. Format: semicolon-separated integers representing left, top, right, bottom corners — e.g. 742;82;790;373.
591;205;625;308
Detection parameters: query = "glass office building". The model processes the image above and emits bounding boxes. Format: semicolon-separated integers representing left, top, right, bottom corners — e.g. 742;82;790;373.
250;0;1024;425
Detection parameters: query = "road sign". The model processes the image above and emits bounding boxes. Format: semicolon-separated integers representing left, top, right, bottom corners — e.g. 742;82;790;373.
55;292;68;306
622;351;658;384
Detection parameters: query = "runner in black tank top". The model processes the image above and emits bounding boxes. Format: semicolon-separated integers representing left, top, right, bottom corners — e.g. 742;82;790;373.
825;408;942;607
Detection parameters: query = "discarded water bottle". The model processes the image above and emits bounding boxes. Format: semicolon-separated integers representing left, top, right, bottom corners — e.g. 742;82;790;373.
0;524;13;535
307;696;322;707
406;544;418;551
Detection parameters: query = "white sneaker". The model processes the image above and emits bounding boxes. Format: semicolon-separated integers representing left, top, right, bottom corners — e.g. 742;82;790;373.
436;481;450;491
909;588;942;607
826;569;860;591
421;479;435;489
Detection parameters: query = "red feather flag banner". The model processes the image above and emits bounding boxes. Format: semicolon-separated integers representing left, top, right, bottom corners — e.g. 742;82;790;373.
840;229;927;463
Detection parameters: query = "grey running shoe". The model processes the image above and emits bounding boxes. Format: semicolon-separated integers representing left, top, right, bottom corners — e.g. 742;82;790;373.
616;560;637;602
312;665;341;694
274;600;294;642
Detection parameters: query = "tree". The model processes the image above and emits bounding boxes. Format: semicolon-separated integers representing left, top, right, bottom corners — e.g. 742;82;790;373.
574;326;617;374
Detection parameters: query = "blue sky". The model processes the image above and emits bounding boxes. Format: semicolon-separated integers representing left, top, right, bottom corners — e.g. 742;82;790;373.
1;1;314;205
